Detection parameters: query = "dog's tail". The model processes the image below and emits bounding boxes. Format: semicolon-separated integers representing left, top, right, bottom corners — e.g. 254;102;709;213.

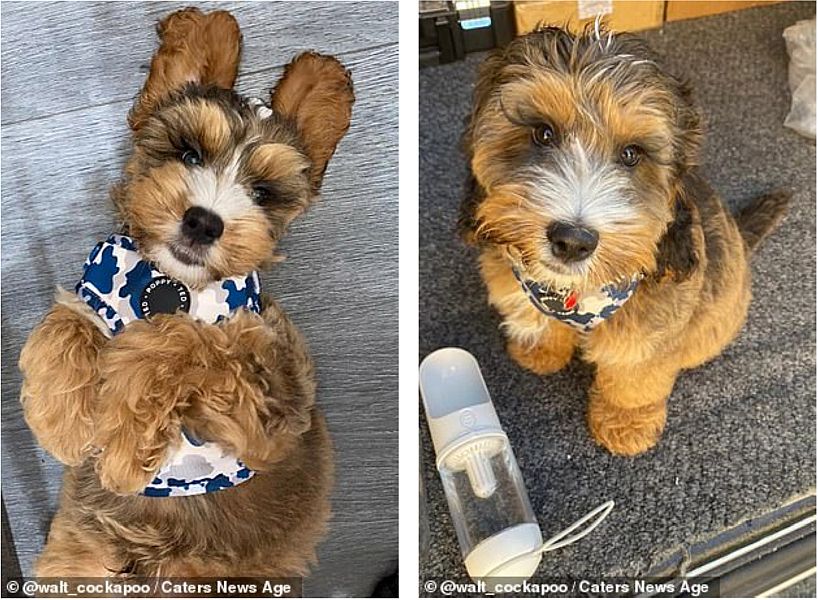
734;190;791;252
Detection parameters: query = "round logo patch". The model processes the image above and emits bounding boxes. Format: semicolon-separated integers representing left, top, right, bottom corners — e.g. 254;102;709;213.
139;276;191;318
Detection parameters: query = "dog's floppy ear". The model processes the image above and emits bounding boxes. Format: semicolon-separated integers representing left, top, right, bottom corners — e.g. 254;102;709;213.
671;79;704;174
653;193;700;282
459;49;508;245
128;8;242;131
271;52;354;192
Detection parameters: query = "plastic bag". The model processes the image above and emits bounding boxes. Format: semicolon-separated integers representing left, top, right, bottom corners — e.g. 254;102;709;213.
783;18;816;139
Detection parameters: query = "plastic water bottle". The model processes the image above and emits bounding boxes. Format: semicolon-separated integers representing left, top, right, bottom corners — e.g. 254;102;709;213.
419;347;543;580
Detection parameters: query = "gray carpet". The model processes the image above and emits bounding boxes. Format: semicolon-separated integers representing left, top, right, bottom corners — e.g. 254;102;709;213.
1;2;397;596
419;1;816;588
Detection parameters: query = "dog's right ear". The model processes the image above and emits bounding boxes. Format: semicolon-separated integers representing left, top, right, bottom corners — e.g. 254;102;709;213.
459;50;508;246
462;50;507;157
128;8;241;131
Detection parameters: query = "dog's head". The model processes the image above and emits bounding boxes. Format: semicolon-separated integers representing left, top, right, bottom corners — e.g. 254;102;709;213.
463;23;701;289
115;9;353;288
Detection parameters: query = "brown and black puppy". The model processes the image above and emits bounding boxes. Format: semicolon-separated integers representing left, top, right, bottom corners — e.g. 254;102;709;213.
19;8;353;576
461;23;788;456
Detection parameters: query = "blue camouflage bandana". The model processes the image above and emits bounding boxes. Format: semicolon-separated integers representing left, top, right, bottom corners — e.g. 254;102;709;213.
76;234;259;497
507;248;641;333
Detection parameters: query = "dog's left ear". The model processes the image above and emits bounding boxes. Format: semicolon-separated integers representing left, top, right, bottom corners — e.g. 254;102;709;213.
672;79;704;173
271;52;354;193
653;193;701;283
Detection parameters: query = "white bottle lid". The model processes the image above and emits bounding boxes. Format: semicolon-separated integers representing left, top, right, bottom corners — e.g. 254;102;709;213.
419;347;505;463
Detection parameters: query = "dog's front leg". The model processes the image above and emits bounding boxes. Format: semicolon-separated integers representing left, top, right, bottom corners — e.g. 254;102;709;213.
587;360;679;456
20;295;107;465
481;251;577;375
182;299;316;471
91;306;317;493
507;319;577;375
92;316;199;494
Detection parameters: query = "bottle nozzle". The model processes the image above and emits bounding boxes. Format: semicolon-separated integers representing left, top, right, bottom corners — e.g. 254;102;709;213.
442;436;505;499
463;450;497;498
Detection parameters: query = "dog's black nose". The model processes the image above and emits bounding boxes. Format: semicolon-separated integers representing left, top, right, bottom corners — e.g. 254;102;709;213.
547;222;599;262
181;206;224;245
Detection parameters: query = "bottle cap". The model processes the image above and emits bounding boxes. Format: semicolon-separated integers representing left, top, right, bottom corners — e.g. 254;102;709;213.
419;347;505;463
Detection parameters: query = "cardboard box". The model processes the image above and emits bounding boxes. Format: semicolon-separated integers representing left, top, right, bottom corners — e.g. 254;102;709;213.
666;1;783;22
514;0;665;35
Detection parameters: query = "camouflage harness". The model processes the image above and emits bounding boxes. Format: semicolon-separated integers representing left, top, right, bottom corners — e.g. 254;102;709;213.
76;234;259;497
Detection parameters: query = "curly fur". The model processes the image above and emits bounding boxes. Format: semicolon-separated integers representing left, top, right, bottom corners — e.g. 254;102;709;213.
35;299;332;578
20;291;107;465
462;24;788;456
20;7;352;577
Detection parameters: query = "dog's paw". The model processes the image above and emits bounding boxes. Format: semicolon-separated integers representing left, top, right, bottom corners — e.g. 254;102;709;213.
507;337;573;375
180;310;315;467
92;316;195;494
587;393;666;456
95;444;159;496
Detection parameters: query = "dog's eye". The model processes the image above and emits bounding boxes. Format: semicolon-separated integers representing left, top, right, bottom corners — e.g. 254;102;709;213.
532;124;557;147
620;145;642;167
181;149;202;167
251;185;275;205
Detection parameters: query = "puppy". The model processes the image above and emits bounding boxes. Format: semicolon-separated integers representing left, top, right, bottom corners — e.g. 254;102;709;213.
460;23;788;456
19;8;353;576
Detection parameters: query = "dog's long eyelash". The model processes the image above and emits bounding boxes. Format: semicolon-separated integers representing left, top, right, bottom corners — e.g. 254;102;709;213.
630;150;673;168
499;98;560;140
177;137;202;157
153;115;193;152
499;96;538;128
251;180;299;207
157;120;203;157
612;143;672;167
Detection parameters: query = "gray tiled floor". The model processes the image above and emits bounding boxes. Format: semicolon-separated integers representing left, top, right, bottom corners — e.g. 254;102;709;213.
1;2;398;596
